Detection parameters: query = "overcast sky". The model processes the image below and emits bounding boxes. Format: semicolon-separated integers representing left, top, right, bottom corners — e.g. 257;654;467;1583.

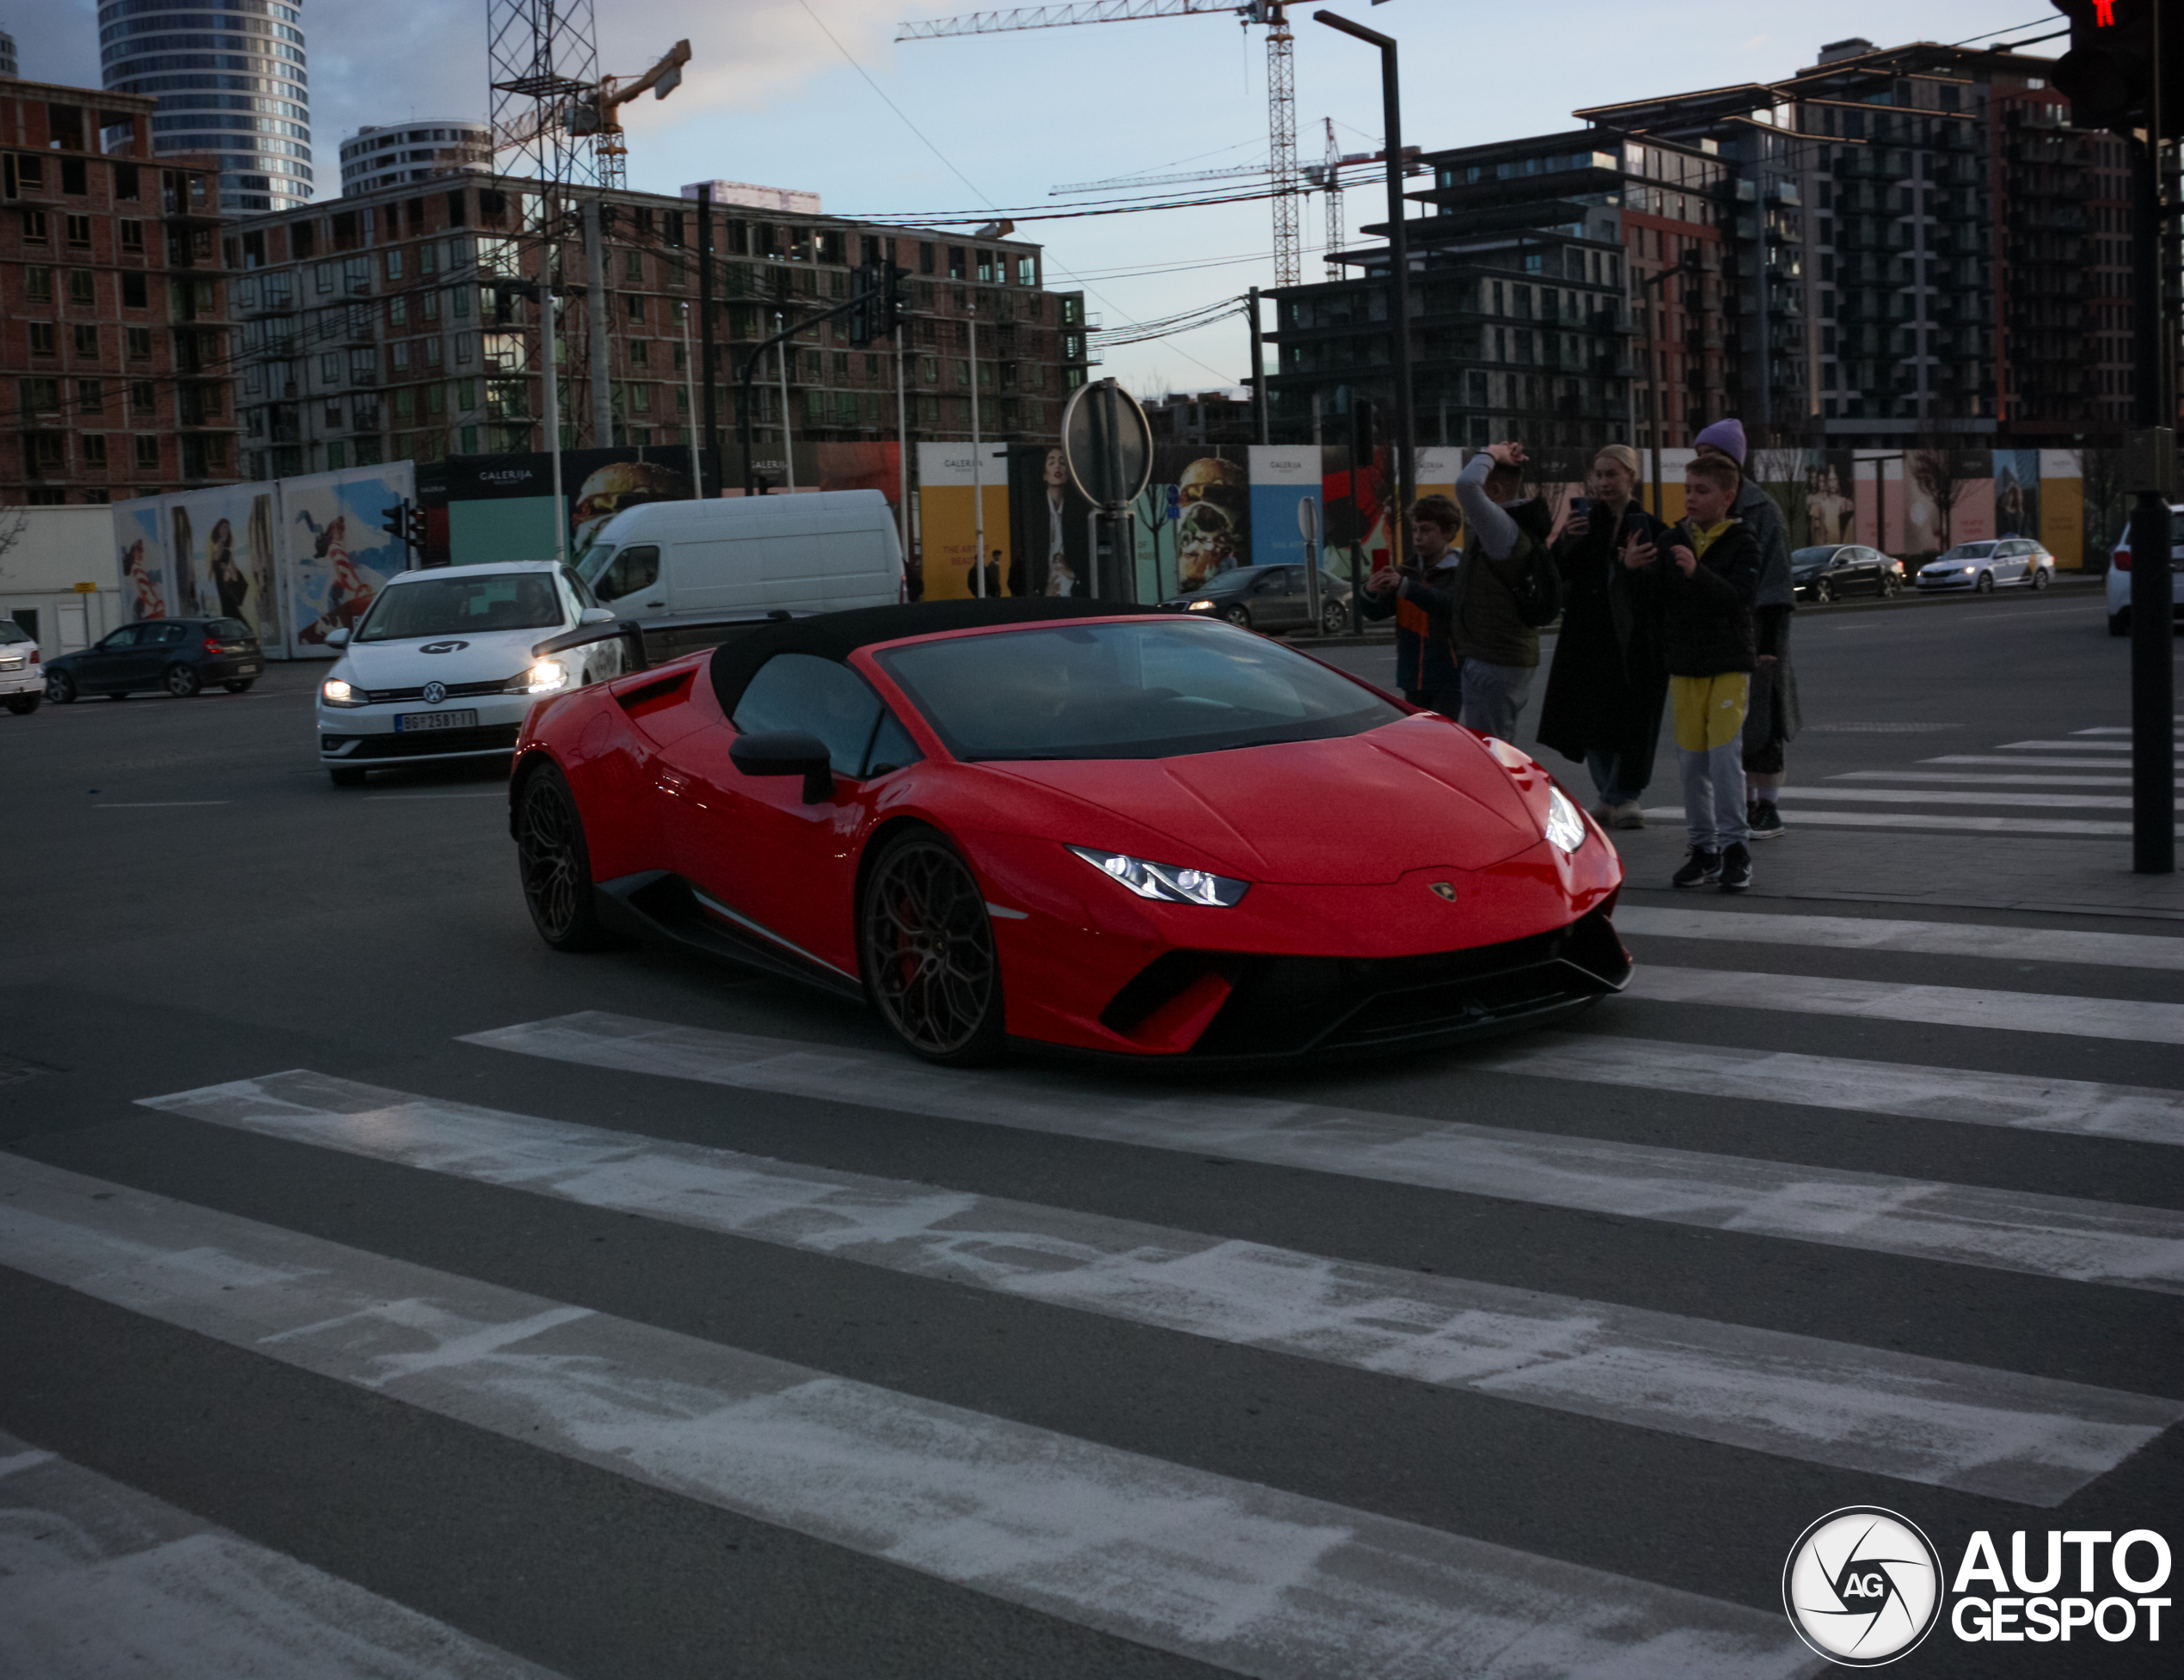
6;0;2061;395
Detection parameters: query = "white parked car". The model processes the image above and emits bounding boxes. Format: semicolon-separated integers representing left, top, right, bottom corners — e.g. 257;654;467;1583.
2106;502;2184;637
0;619;39;714
1914;537;2055;594
316;561;621;786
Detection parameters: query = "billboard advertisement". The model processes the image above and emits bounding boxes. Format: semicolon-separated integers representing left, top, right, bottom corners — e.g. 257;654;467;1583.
164;483;281;641
416;447;715;570
279;463;416;658
112;496;169;622
1006;443;1093;598
915;442;1009;601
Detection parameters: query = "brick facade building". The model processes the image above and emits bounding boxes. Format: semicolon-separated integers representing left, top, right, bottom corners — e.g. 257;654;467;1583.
3;77;237;506
224;178;1090;481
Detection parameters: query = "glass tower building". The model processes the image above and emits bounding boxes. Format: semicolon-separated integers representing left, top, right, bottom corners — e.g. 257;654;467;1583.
98;0;313;211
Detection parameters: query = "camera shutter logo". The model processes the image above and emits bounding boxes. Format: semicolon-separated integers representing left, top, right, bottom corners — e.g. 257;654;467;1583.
1783;1507;1942;1666
421;681;447;705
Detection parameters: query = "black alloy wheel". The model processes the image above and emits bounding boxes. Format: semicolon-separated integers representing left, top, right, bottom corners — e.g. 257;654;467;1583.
45;671;75;704
163;663;202;698
1881;571;1900;597
1221;603;1252;628
1813;577;1835;605
1975;571;1995;594
859;828;1003;1066
516;763;608;951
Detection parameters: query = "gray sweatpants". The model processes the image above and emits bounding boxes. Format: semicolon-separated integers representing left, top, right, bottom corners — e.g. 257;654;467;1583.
1457;659;1534;740
1679;740;1748;852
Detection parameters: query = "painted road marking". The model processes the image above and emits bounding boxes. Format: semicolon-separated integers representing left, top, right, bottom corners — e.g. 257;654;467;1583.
0;1156;1814;1680
1998;741;2133;751
0;1429;560;1679
92;801;233;809
138;1070;2181;1504
464;1013;2184;1293
1638;806;2163;837
1831;772;2132;788
1477;1035;2184;1149
1921;756;2184;770
1782;788;2169;810
1614;907;2184;971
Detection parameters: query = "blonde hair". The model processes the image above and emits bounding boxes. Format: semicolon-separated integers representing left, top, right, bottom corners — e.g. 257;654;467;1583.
1593;445;1640;478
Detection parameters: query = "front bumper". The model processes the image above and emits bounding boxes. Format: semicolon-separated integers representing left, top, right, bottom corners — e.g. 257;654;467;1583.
317;690;536;764
1914;574;1976;591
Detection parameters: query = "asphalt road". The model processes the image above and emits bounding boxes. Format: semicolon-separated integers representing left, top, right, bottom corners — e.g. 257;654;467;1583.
3;584;2181;1679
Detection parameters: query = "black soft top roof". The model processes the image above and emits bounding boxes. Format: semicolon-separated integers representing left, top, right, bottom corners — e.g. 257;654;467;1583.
709;597;1146;716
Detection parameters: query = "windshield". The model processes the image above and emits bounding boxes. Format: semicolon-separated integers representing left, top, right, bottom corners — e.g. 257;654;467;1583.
1939;543;1997;561
0;622;27;643
357;573;562;642
875;619;1402;762
1790;548;1837;566
576;543;614;586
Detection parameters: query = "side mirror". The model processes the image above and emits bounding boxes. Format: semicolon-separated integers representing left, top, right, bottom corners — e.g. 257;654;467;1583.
579;606;616;625
325;628;350;648
729;730;835;804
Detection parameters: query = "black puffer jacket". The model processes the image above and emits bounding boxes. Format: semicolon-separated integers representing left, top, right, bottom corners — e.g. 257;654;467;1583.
1658;518;1760;678
1537;501;1672;776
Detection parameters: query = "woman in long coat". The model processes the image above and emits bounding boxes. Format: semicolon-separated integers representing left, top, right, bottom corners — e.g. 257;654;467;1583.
1536;445;1671;829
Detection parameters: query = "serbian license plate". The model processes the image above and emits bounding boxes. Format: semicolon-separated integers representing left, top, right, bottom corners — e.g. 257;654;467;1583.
236;663;261;675
394;708;478;733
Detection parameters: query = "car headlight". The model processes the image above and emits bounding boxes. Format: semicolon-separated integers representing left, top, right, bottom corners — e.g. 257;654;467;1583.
1543;784;1586;854
519;659;568;695
1187;598;1218;611
320;677;362;708
1961;565;1977;573
1069;846;1248;906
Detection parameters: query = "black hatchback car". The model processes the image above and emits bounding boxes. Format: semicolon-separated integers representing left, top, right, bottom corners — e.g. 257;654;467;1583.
45;617;266;702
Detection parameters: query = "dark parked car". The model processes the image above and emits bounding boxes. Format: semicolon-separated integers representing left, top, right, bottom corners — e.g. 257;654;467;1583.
45;617;265;702
1158;563;1353;635
1791;543;1903;603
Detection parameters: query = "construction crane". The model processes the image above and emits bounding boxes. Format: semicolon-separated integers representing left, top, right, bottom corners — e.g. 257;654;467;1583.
899;0;1305;285
571;39;691;191
487;1;689;190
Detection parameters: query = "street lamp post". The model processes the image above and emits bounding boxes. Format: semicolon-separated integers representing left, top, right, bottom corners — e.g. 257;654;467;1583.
1314;9;1412;577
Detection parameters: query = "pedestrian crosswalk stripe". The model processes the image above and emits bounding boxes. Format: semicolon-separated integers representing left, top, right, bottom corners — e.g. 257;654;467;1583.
1922;755;2184;770
138;1070;2181;1505
1786;787;2175;810
1999;740;2134;751
0;1429;561;1680
464;1013;2184;1293
1833;771;2132;788
1640;805;2163;837
1478;1034;2184;1147
1615;907;2184;970
1628;965;2184;1044
0;1155;1815;1680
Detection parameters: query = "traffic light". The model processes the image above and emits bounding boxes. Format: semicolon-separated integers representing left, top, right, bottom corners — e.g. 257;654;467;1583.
880;262;911;334
404;504;426;555
2051;1;2182;138
1348;394;1378;463
380;504;406;547
847;261;879;349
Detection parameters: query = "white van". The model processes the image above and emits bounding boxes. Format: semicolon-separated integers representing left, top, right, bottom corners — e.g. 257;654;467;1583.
575;491;904;658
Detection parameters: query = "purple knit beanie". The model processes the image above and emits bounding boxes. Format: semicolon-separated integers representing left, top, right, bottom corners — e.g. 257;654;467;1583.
1693;418;1746;465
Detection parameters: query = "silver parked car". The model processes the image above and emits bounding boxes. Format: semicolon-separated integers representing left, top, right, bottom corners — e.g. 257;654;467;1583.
1915;537;2055;594
1159;563;1354;635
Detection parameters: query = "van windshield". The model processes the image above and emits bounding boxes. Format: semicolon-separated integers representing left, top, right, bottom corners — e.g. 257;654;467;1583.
576;544;615;586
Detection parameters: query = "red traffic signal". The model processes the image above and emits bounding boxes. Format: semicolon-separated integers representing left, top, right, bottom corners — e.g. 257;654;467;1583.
2051;0;2181;138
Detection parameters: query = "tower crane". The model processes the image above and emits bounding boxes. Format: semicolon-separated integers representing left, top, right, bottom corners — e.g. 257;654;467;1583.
899;0;1306;285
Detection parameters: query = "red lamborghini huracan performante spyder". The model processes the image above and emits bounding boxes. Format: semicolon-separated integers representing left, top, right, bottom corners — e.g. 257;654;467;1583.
509;598;1629;1066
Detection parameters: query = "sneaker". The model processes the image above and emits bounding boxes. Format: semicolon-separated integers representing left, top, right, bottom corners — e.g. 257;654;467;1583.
1747;800;1785;840
1609;801;1647;830
1589;800;1615;825
1672;847;1721;888
1718;842;1753;892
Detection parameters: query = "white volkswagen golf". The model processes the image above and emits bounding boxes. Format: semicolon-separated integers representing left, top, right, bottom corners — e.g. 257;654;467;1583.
316;561;622;786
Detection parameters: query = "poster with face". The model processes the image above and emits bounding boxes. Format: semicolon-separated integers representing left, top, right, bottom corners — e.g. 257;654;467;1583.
164;482;281;636
417;447;713;568
113;497;169;622
1132;445;1249;598
1992;450;2040;538
280;463;416;658
1008;444;1091;598
1804;451;1857;546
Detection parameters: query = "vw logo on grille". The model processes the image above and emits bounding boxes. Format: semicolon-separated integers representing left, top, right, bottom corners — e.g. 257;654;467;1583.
1428;881;1457;902
420;640;469;654
421;681;448;705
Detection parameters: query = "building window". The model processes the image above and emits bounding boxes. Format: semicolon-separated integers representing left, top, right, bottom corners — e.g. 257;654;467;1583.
632;383;651;414
326;440;347;470
1017;255;1034;285
460;425;479;453
21;209;48;243
114;163;139;200
349;347;378;383
24;266;52;302
127;327;151;359
385;248;404;280
132;382;156;414
630;340;649;368
135;435;161;470
28;323;56;356
321;352;340;381
315;262;334;295
395;387;414;419
389;296;408;327
121;273;148;309
66;215;92;247
626;293;646;322
18;377;60;413
77;378;104;414
119;219;145;254
73;325;98;357
422;291;439;322
69;269;95;307
391;341;410;371
83;435;108;468
425;338;443;367
623;248;644;284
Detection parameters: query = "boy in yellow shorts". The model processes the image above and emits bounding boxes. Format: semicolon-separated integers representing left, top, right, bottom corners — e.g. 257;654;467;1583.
1659;456;1761;891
